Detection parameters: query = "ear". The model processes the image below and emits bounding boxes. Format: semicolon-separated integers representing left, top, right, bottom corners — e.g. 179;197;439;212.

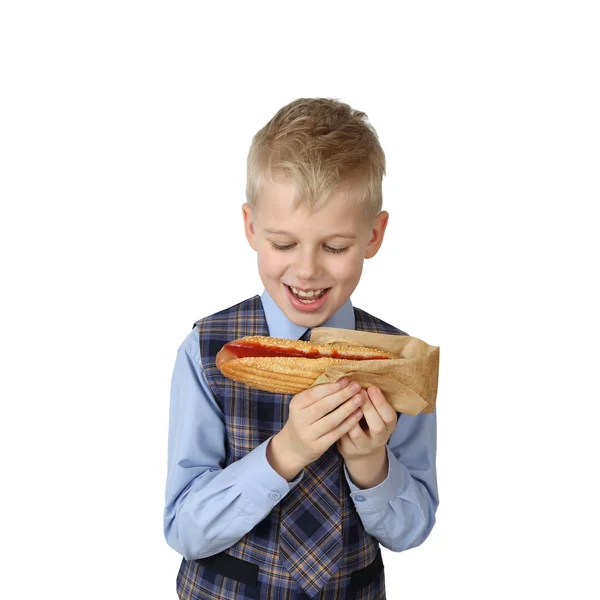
242;203;258;251
364;211;389;259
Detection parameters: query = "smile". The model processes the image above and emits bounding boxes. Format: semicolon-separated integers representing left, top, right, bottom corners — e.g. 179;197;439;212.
285;285;330;302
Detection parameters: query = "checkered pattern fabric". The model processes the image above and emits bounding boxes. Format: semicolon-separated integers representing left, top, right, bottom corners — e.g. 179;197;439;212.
278;443;343;596
278;327;344;596
300;329;312;341
176;296;406;599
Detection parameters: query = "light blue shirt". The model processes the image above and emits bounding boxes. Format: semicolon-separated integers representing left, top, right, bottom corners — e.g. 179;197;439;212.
164;290;438;560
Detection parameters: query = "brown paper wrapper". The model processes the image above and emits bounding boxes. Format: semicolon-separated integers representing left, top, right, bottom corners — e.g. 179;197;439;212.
308;327;439;416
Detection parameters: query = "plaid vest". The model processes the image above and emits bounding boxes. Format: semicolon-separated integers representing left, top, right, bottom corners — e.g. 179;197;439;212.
177;295;406;600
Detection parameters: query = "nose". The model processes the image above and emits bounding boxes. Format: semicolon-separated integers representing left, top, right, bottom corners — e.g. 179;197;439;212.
294;249;321;281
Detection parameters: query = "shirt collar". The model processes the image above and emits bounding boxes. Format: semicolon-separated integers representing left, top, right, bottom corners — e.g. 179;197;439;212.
260;289;355;339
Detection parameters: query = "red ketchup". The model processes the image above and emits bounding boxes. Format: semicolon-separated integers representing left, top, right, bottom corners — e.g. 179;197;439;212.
222;339;389;361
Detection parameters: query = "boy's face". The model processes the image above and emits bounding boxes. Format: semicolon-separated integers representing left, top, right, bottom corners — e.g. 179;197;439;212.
243;174;388;329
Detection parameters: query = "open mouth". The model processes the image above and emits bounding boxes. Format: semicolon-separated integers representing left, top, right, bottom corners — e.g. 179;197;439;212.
285;284;331;304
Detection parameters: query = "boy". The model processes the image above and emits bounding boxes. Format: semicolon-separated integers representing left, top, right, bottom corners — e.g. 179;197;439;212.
164;98;438;599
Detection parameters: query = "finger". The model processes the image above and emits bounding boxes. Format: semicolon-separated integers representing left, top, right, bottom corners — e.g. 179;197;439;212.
308;380;362;422
336;433;353;454
367;386;398;427
347;421;368;449
319;408;363;448
313;391;364;436
294;377;350;409
359;391;387;437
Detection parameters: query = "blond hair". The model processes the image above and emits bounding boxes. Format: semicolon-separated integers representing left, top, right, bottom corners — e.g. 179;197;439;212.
246;98;385;220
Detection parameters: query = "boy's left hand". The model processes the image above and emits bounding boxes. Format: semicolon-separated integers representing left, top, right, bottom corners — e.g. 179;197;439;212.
336;386;397;459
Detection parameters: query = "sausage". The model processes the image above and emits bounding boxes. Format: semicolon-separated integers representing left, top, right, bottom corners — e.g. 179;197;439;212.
215;335;396;394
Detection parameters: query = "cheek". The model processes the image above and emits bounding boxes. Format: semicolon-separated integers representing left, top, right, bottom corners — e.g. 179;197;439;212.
257;250;287;276
328;253;364;282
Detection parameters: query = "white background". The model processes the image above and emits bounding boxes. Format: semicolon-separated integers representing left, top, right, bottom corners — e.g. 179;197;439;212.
1;1;598;598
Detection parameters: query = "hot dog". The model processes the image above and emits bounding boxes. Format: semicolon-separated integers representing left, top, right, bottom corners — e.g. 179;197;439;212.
216;336;397;394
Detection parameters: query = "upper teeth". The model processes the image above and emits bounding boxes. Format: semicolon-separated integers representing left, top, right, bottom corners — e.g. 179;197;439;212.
291;287;325;297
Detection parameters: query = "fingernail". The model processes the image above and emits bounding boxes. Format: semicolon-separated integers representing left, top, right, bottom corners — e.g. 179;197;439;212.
350;382;361;393
353;395;362;406
339;377;349;387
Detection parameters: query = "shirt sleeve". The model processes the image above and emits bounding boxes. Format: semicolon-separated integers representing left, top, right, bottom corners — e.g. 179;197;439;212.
342;410;438;551
163;328;304;560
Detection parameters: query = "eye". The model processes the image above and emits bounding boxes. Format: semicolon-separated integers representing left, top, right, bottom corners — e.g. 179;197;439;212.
325;246;349;254
270;242;295;251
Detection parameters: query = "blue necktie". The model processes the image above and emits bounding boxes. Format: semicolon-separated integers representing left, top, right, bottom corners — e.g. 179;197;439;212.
278;327;343;597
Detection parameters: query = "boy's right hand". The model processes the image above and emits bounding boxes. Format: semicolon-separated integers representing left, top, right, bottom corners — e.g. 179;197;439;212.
266;378;364;481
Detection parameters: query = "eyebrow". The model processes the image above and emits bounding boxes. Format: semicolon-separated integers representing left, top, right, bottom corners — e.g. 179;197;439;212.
263;228;357;239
